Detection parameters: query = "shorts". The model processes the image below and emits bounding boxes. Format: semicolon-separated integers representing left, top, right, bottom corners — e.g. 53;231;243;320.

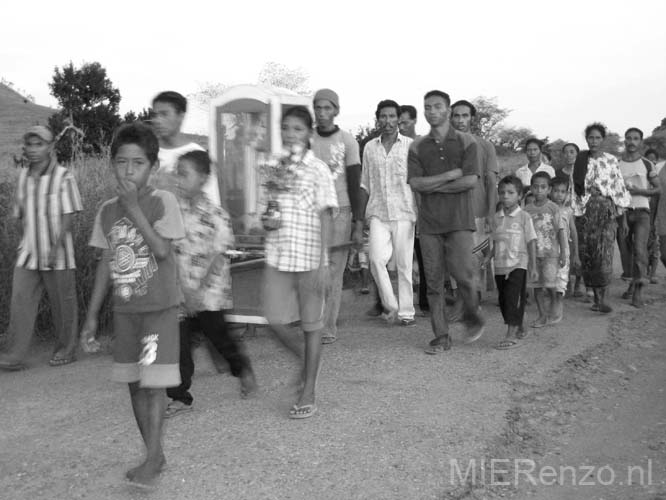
112;307;180;388
263;266;324;332
529;257;559;289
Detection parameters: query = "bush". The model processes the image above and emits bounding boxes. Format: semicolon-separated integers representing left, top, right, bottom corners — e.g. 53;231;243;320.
0;155;116;343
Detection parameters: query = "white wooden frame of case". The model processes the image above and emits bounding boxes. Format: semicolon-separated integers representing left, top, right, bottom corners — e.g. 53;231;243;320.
209;85;311;326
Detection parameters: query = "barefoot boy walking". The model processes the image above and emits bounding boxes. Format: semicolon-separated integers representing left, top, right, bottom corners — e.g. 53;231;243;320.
80;123;185;486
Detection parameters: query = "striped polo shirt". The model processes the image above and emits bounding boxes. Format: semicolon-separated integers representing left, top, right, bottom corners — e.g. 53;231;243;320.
13;159;83;270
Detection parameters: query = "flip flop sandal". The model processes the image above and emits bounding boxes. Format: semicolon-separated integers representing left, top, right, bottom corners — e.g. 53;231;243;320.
289;404;317;419
424;343;450;355
49;356;75;367
494;339;523;350
0;359;25;371
321;335;337;345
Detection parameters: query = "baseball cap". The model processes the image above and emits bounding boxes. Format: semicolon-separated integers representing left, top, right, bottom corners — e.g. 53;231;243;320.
24;125;54;143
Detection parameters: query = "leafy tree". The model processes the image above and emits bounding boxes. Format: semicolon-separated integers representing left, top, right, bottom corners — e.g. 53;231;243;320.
257;61;310;95
546;138;568;168
644;117;666;159
470;96;511;141
123;108;152;123
189;82;228;111
600;131;623;156
355;122;380;159
494;126;535;153
48;61;122;161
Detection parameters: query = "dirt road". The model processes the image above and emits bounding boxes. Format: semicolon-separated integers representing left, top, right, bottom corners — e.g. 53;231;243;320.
1;265;665;500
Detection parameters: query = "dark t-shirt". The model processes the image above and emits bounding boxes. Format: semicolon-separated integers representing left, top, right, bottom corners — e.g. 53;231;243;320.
407;126;481;233
90;187;185;313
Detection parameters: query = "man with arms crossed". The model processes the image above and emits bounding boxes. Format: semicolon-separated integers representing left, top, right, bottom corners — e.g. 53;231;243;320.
408;90;485;354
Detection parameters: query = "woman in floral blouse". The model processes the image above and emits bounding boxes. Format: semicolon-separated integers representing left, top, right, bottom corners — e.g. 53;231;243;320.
573;123;631;313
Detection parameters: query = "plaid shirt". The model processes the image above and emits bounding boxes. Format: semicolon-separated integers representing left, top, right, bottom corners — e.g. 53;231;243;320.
174;194;235;311
361;134;416;222
265;150;338;272
13;159;83;270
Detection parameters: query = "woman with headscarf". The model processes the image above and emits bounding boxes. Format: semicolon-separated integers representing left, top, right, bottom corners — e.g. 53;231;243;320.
573;123;631;313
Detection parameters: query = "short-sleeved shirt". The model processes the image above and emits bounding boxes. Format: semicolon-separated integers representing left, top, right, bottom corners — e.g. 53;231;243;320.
470;136;499;219
89;187;186;313
492;206;537;275
619;158;656;210
150;142;222;207
515;163;556;188
656;165;666;236
361;134;416;222
311;128;360;208
174;194;235;311
558;205;573;245
524;200;561;259
265;150;338;272
13;159;83;270
407;126;481;234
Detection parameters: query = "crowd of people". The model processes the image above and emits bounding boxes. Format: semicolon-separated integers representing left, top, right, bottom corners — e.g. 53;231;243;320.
1;87;664;487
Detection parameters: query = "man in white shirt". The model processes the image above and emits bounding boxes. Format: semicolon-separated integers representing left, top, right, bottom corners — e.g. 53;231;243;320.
514;138;555;191
150;91;221;206
618;128;661;307
360;100;416;325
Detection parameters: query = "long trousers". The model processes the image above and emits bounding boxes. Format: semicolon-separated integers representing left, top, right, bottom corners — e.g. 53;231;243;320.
4;267;78;363
167;310;252;405
495;269;527;327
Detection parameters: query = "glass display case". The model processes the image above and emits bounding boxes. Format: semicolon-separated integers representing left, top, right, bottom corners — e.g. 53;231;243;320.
209;85;311;325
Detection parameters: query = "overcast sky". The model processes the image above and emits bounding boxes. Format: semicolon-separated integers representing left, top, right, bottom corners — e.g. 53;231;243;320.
3;0;665;144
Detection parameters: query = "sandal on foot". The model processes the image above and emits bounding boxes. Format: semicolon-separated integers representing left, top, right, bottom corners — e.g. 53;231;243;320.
289;404;317;419
49;355;75;367
530;318;548;328
495;338;522;350
547;315;563;325
424;336;451;354
321;335;337;345
598;304;612;314
590;303;600;312
165;401;193;418
0;358;24;371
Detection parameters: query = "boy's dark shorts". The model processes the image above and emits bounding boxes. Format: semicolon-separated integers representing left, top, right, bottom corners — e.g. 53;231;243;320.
112;306;180;388
263;266;324;332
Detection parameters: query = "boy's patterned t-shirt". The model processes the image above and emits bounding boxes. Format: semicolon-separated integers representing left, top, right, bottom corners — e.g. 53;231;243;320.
89;187;185;313
174;194;234;311
524;200;561;259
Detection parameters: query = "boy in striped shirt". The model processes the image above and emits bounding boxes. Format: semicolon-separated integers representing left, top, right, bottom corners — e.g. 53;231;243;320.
0;125;83;370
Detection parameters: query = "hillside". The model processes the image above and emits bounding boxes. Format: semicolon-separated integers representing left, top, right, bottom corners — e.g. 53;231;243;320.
0;83;55;153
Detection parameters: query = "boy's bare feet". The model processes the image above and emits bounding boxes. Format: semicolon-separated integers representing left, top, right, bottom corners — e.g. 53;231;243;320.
126;455;166;485
531;316;548;328
240;368;258;398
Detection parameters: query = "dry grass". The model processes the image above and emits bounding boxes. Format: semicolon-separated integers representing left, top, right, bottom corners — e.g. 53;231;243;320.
0;155;116;342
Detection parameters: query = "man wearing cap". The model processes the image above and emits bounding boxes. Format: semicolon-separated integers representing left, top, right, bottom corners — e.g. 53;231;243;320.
0;126;83;370
311;89;363;344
